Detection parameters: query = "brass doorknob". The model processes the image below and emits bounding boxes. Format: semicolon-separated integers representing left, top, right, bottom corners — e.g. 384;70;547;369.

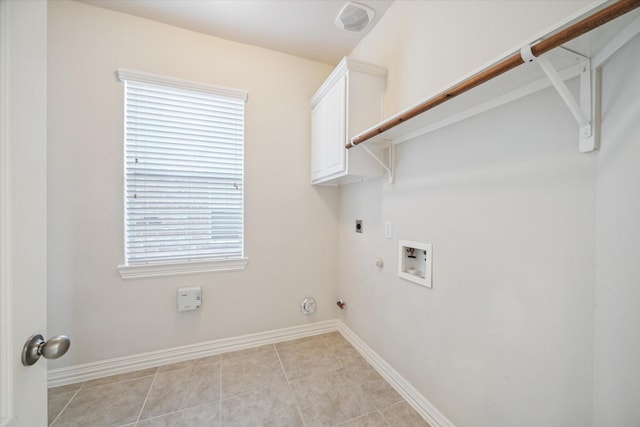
21;334;70;366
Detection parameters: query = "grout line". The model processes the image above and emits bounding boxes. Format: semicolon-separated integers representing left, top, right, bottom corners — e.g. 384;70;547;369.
274;344;307;427
376;407;392;427
316;335;387;426
81;372;158;390
273;345;290;383
134;367;159;425
333;412;383;426
48;381;86;426
218;343;275;362
130;401;216;425
320;332;348;369
50;332;411;427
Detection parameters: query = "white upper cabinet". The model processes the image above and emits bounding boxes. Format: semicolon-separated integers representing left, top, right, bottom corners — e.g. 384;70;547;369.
310;57;386;186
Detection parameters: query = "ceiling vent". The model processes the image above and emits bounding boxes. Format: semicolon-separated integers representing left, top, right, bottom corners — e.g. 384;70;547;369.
335;2;375;32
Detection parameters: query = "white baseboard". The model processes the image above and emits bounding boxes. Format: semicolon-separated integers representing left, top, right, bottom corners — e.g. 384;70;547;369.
48;318;454;427
48;319;338;387
337;321;456;427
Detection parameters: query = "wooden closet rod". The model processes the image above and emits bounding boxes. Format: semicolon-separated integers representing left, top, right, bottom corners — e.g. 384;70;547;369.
348;0;640;149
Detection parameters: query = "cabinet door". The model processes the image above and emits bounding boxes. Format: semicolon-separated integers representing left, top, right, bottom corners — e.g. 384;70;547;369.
311;94;328;180
323;74;347;178
310;74;347;183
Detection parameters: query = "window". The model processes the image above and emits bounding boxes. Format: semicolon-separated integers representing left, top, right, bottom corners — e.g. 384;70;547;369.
116;69;247;279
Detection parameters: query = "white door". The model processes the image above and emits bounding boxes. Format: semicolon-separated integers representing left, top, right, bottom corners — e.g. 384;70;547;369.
1;1;50;426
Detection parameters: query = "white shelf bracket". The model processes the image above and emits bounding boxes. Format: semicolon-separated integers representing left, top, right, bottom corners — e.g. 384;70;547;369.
521;44;599;152
359;142;395;184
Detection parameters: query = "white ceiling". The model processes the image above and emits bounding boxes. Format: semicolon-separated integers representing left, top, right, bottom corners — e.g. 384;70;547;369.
77;0;394;65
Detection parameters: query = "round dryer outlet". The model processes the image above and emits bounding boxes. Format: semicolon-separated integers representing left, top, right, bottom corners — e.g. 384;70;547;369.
300;297;317;315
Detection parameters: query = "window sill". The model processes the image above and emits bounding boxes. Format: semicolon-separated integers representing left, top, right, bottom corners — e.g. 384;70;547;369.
117;258;248;280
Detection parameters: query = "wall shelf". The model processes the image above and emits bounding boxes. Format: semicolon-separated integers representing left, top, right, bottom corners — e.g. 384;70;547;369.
348;1;640;165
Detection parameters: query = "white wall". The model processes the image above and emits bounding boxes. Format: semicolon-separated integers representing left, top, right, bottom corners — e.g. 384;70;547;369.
339;88;596;427
47;0;337;368
340;1;601;426
350;0;598;118
593;35;640;426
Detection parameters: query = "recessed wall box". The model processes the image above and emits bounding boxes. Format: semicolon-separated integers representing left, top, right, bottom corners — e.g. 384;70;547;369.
398;240;432;288
177;286;202;311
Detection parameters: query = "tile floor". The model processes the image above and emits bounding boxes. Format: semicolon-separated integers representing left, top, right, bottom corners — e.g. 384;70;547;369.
48;332;430;427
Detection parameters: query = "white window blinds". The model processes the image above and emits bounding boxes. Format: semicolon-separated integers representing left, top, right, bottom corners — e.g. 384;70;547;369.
117;70;246;266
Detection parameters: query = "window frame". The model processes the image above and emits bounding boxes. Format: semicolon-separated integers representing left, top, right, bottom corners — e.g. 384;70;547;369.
115;69;248;279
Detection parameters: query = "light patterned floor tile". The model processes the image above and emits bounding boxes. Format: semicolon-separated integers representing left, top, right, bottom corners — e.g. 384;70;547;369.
83;367;158;389
136;402;220;427
380;401;431;427
48;382;83;395
290;368;375;426
345;360;403;409
338;411;390;427
274;335;326;349
139;361;220;420
220;344;275;360
50;337;426;427
277;338;342;381
323;333;366;366
320;331;348;347
157;354;220;373
221;349;287;398
51;376;153;427
221;382;302;427
48;390;76;425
